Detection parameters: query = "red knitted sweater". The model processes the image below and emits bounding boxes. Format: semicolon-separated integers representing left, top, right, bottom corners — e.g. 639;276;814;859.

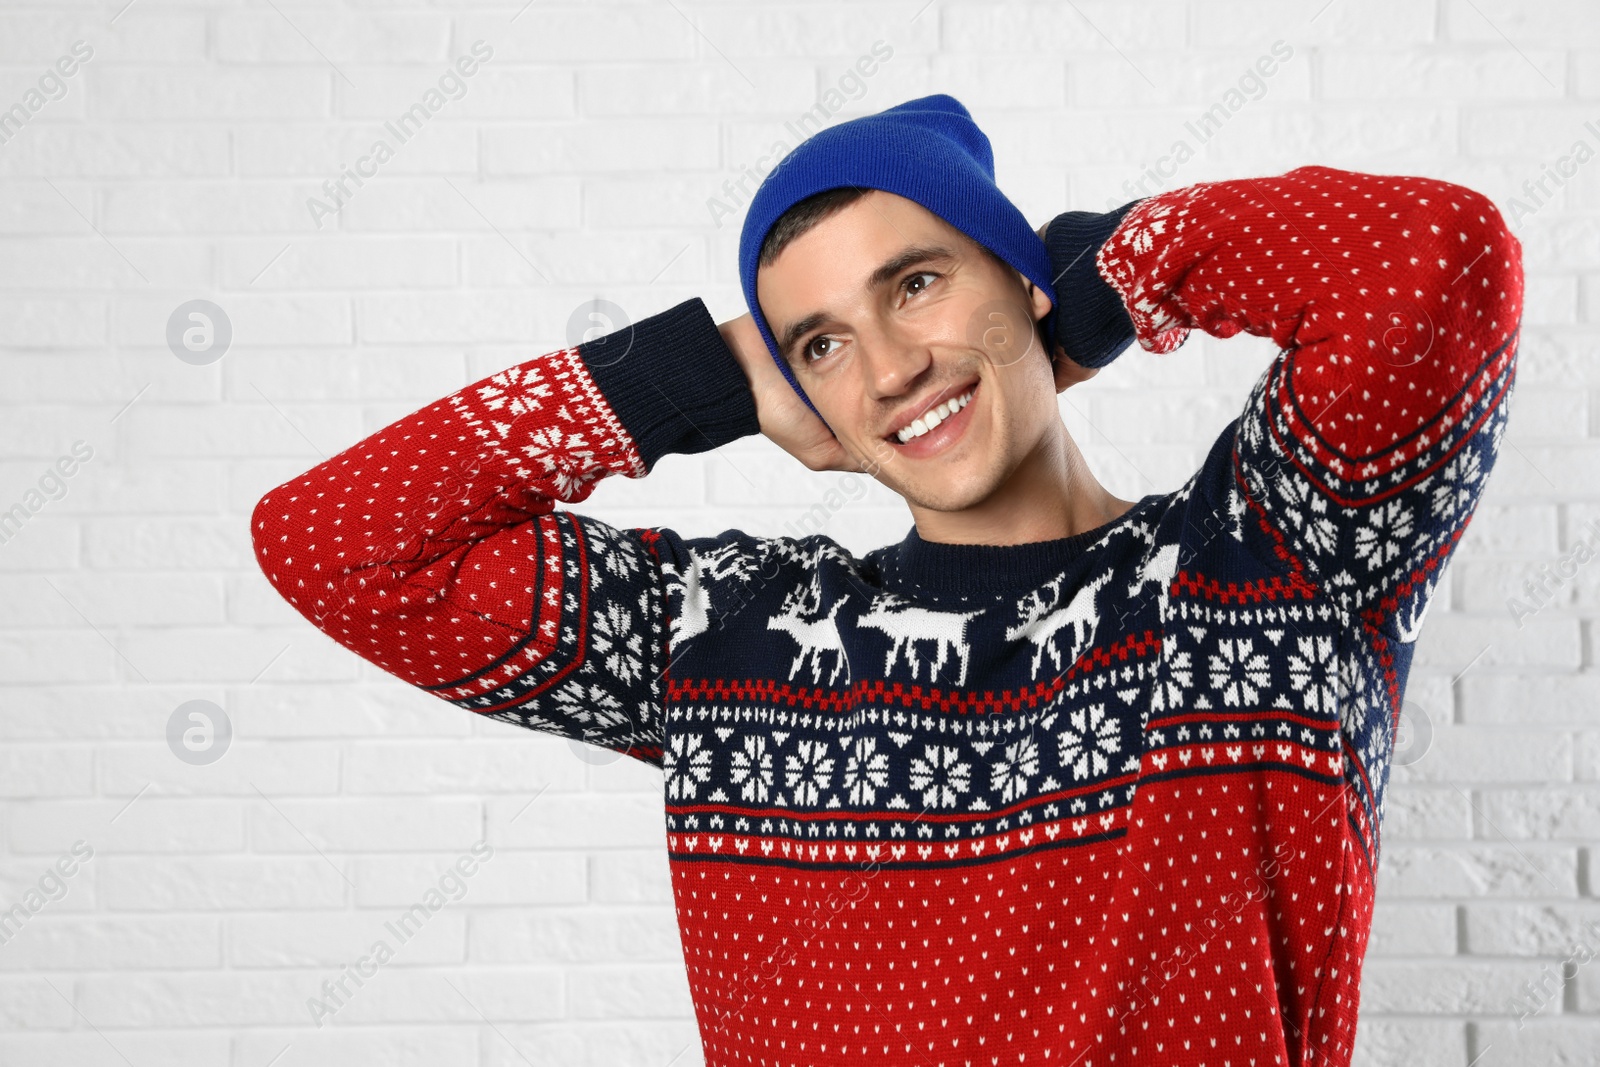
252;165;1522;1066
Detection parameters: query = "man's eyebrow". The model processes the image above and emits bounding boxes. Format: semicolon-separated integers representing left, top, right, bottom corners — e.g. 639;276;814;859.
865;244;956;291
778;312;829;362
775;244;959;360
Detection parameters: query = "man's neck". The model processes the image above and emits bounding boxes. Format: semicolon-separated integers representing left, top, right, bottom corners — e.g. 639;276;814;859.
906;422;1135;547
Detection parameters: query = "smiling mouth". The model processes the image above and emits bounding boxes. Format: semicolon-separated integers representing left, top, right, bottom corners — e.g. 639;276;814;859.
889;385;977;444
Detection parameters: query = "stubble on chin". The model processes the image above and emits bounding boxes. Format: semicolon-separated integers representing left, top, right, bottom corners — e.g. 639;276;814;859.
877;439;1012;515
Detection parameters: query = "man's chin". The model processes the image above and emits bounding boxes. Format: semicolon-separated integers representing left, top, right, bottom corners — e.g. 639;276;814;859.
851;427;1010;515
886;464;1005;517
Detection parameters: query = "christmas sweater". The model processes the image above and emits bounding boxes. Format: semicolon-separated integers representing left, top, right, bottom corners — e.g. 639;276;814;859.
250;165;1523;1067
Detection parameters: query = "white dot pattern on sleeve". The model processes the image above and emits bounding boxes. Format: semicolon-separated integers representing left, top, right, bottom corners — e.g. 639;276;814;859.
247;165;1523;1067
250;342;667;762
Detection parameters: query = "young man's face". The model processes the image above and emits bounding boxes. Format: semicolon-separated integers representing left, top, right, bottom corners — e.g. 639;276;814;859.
756;190;1060;514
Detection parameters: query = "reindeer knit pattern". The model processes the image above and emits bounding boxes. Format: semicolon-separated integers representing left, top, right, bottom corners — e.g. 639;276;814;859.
251;166;1523;1067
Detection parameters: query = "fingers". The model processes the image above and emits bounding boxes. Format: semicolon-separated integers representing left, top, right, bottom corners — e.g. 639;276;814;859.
1053;348;1100;393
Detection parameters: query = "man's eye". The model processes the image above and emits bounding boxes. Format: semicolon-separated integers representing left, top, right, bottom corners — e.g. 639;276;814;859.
903;271;938;298
805;336;838;362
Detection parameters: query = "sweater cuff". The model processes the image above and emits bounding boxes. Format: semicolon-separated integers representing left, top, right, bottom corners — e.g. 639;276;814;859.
579;297;760;470
1044;198;1145;369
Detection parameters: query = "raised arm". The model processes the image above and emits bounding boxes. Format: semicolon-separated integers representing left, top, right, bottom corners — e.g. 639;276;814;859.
249;299;759;766
1043;165;1524;638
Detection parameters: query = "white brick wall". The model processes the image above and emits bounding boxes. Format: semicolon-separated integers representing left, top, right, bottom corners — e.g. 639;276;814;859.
0;1;1594;1064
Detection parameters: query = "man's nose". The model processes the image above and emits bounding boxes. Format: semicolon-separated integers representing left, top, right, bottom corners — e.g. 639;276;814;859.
858;320;932;401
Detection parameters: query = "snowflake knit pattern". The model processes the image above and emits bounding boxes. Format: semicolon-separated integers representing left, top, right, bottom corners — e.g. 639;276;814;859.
252;165;1522;1067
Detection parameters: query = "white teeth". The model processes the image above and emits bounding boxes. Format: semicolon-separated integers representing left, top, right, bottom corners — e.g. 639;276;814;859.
894;388;975;444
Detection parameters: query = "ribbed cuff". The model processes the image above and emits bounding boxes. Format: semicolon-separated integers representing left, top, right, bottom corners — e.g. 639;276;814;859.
579;297;760;470
1044;198;1144;369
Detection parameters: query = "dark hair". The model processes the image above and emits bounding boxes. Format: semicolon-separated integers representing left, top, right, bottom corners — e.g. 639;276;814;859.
758;185;1021;284
756;186;1050;358
758;186;869;267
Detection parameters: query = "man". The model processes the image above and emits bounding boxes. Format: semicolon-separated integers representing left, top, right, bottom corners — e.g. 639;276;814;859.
252;94;1522;1065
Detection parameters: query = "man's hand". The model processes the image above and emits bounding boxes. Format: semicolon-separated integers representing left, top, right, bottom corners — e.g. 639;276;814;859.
1036;218;1102;395
718;313;854;473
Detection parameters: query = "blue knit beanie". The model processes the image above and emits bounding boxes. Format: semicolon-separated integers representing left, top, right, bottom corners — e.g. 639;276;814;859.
737;93;1055;422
